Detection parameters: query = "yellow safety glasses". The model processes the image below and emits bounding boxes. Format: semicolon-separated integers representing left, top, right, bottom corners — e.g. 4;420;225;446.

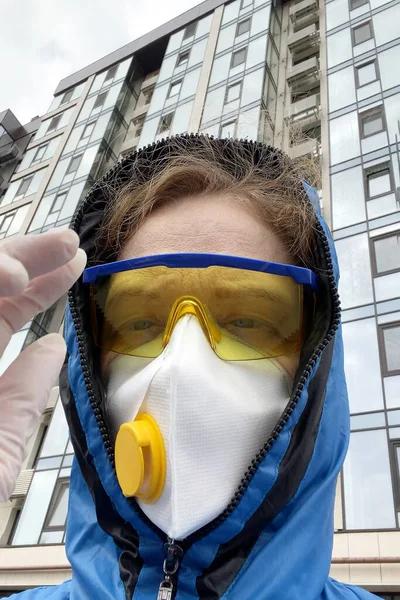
83;253;318;361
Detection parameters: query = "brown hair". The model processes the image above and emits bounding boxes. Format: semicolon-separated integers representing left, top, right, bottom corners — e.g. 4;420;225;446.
97;136;319;268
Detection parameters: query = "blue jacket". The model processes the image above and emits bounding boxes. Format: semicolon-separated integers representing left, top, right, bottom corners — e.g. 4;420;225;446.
11;137;380;600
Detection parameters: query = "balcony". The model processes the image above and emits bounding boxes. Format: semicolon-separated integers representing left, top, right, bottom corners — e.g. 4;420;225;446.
289;138;320;159
10;469;34;499
288;23;319;52
285;94;320;123
290;0;319;23
0;141;18;164
286;56;319;87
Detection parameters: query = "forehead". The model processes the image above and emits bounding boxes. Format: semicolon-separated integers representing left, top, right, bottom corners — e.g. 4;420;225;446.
120;194;292;266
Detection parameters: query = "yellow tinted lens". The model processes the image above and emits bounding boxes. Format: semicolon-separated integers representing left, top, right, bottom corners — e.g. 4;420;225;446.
91;265;304;361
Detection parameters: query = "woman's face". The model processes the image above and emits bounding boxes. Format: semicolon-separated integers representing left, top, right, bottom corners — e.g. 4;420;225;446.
115;194;300;379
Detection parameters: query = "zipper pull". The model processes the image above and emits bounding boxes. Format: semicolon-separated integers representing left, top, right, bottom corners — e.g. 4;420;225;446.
157;539;183;600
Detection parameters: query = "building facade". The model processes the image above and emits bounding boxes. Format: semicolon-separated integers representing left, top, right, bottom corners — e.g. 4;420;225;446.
0;0;400;595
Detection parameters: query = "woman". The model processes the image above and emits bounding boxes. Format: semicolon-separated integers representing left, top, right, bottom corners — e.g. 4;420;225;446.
0;135;378;599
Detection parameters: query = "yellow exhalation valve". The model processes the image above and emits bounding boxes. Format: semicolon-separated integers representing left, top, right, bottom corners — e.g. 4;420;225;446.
115;413;166;504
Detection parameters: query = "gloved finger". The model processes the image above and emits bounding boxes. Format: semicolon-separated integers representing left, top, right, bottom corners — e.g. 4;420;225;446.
0;229;80;293
0;333;66;502
0;248;86;356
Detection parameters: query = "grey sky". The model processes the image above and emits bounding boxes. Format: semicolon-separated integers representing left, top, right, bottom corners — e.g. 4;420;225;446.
1;0;201;125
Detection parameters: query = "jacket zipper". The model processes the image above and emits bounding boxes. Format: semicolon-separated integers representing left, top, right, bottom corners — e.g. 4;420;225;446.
67;133;341;594
157;539;183;599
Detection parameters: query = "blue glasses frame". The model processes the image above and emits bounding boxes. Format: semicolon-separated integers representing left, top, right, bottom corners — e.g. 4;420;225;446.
83;253;318;290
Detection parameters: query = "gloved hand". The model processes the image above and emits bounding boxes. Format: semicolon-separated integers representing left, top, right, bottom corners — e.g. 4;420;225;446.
0;229;86;502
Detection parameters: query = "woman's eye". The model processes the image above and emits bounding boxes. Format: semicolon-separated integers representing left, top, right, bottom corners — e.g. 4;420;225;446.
132;320;154;331
230;318;258;329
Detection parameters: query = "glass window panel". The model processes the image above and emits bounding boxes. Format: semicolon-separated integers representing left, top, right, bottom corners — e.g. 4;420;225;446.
367;193;397;220
168;80;182;98
62;455;74;468
350;411;385;429
82;121;96;140
383;325;400;373
171;102;193;136
166;31;184;54
63;126;84;155
220;120;237;138
331;166;366;229
196;14;212;38
328;67;356;113
47;115;62;133
103;81;124;111
33;144;48;163
202;87;226;124
329;111;360;165
66;154;83;176
216;24;236;54
222;0;240;24
0;330;27;376
389;427;400;439
46;481;69;528
77;96;97;123
47;157;70;190
93;91;108;110
378;45;400;92
384;375;400;409
60;467;72;477
373;3;400;46
209;54;232;86
336;234;373;309
384;93;400;144
39;530;64;544
158;55;176;82
157;112;174;134
232;47;247;68
327;28;352;68
353;21;373;45
375;272;400;303
237;18;251;36
40;397;69;457
91;71;107;94
72;82;84;100
139;116;159;147
147;84;169;116
183;22;197;41
4;204;30;238
60;89;74;105
36;456;63;471
326;0;350;30
16;148;36;173
104;65;118;83
388;410;400;426
357;61;377;87
343;429;396;528
227;81;242;103
76;145;100;179
361;130;388;155
58;182;85;220
180;68;201;100
12;470;58;545
59;108;73;129
361;109;384;137
374;234;400;274
237;106;260;141
251;6;270;36
28;194;55;232
188;39;208;69
247;37;267;69
342;318;384;413
368;169;391;198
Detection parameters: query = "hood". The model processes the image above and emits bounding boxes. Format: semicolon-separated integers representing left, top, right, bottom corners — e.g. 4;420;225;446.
58;135;378;600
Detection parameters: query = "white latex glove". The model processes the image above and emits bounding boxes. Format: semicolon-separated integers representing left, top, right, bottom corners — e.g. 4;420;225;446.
0;229;86;501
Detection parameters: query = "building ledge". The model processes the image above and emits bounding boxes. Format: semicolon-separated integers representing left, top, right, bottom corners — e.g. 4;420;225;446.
0;545;71;589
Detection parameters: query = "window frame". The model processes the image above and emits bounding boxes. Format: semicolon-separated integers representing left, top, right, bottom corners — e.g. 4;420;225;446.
133;115;145;138
65;154;83;176
236;17;251;37
176;50;190;68
219;120;237;139
349;0;368;10
47;114;62;134
16;175;33;197
231;47;247;69
359;105;386;139
93;91;108;110
168;79;183;98
378;321;400;376
351;20;373;46
81;121;96;141
390;440;400;514
60;89;74;105
157;112;174;134
241;0;253;8
0;211;16;237
183;22;197;41
371;230;400;277
104;65;118;83
42;478;70;533
32;143;48;164
355;59;378;88
49;192;68;216
364;161;393;200
225;80;243;104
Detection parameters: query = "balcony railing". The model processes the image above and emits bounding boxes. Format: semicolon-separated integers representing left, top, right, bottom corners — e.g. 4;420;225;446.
289;138;321;159
0;141;18;164
286;56;319;86
289;0;319;22
288;23;319;52
285;94;321;122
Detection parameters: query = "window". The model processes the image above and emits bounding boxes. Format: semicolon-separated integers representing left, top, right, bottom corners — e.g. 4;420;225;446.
391;441;400;513
49;192;67;215
81;121;95;141
236;18;251;37
32;144;48;163
220;120;237;138
379;323;400;376
93;91;108;110
225;81;242;104
355;60;378;87
40;479;69;544
168;80;182;98
47;114;62;133
104;65;118;82
183;22;197;40
0;212;15;238
350;0;368;9
16;175;33;197
352;21;373;46
157;112;174;134
143;86;154;105
365;162;392;198
133;116;145;138
372;232;400;275
241;0;253;7
231;48;247;68
66;154;83;176
176;51;190;67
360;106;385;138
60;89;73;105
